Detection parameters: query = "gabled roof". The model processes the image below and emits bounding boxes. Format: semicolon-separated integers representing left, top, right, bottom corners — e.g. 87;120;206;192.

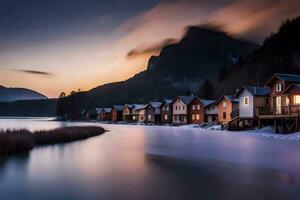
160;99;173;107
103;108;112;113
284;84;300;93
171;95;198;105
113;105;124;112
236;86;270;97
200;99;216;107
96;108;103;114
265;73;300;86
133;104;146;110
148;101;162;108
216;95;239;105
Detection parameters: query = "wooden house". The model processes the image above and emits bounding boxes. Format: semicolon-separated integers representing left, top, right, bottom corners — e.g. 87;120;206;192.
256;74;300;133
171;96;205;124
216;95;239;124
236;86;270;118
123;104;135;122
259;74;300;116
131;104;145;122
136;105;147;123
99;108;112;121
160;100;173;124
146;102;162;124
111;105;124;122
202;100;218;122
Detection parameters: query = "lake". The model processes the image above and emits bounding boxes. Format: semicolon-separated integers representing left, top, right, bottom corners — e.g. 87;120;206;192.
0;118;300;199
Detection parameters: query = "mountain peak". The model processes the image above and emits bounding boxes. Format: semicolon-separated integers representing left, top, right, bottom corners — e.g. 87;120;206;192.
0;86;48;102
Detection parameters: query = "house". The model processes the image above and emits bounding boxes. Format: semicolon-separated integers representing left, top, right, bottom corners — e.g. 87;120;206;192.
202;100;218;122
216;95;239;124
235;86;270;118
99;108;112;121
131;104;145;122
123;104;135;121
261;74;300;115
160;100;173;124
136;105;147;123
146;102;162;124
111;105;124;122
83;108;99;120
256;74;300;133
172;96;205;124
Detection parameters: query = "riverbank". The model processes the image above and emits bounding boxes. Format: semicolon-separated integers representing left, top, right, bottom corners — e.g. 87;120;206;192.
0;126;105;155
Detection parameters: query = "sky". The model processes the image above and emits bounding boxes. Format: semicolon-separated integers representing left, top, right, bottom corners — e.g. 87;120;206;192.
0;0;299;98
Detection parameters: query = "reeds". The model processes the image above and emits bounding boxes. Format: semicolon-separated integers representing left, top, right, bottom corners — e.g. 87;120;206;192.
0;126;105;155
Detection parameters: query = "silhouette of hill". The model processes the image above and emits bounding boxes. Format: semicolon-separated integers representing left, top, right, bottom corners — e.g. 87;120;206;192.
0;85;47;102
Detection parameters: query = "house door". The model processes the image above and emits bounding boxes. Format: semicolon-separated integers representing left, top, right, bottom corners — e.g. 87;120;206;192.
276;96;282;114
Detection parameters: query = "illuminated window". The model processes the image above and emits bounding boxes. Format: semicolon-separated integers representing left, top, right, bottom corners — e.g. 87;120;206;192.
276;84;282;92
148;115;152;120
192;105;195;110
192;114;195;120
244;97;249;106
197;105;200;110
196;114;200;120
223;101;227;108
294;95;300;104
286;97;290;106
164;114;168;120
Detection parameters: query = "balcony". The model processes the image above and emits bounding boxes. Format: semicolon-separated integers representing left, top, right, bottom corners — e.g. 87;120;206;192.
256;105;300;117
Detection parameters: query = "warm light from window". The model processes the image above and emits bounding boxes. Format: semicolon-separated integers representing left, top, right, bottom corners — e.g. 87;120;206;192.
294;95;300;104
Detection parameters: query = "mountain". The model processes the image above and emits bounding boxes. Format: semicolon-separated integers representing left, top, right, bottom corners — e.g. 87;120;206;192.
217;17;300;96
85;26;258;108
0;85;48;102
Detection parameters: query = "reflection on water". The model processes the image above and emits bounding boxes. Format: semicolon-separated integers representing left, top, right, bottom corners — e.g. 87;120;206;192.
0;118;300;199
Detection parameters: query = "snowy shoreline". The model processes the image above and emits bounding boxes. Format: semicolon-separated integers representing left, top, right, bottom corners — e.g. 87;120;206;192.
98;121;300;142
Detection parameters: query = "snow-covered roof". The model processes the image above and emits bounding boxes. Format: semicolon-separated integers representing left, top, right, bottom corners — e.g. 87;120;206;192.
200;99;216;107
266;73;300;86
236;86;270;97
148;101;162;108
133;104;146;110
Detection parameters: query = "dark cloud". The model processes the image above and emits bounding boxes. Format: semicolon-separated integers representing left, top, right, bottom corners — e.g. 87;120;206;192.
127;38;177;58
13;69;55;77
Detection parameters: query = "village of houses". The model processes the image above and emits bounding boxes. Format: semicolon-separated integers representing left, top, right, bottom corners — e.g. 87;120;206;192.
83;74;300;134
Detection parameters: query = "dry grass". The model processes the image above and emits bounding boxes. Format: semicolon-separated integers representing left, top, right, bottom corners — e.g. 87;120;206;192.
0;126;105;155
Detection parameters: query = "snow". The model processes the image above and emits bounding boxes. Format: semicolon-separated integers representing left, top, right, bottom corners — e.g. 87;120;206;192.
109;121;300;142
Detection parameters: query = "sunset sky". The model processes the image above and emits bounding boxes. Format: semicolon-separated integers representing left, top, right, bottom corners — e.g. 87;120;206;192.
0;0;299;98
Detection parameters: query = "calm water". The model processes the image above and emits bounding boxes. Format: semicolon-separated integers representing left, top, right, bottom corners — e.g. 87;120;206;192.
0;118;300;200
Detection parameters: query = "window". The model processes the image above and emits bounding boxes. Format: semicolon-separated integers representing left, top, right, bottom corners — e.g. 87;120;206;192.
244;97;249;106
166;107;169;111
286;96;290;106
183;106;185;110
192;114;195;120
197;105;200;110
196;114;200;120
294;95;300;104
223;112;226;120
178;106;181;110
192;105;195;110
175;106;177;110
148;115;152;120
164;114;168;120
276;84;282;92
223;101;227;108
266;97;270;104
133;116;136;120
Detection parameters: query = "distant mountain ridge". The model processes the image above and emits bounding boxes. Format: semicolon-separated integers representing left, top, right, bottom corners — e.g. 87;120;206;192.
85;26;258;108
0;85;47;102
